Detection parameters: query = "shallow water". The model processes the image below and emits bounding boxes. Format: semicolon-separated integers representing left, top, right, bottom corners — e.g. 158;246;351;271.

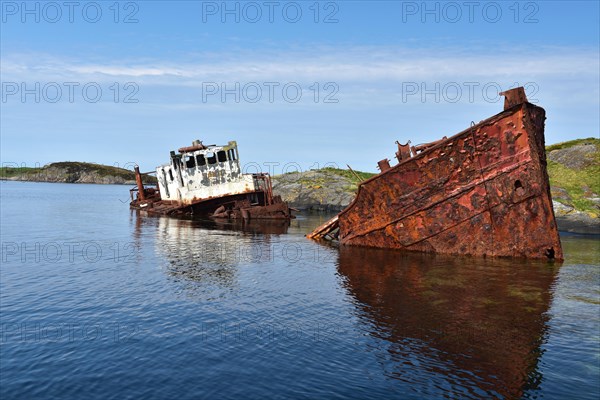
1;181;598;399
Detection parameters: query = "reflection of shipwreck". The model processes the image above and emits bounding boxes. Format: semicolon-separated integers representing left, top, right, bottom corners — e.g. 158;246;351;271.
309;87;563;260
130;140;293;219
336;246;558;398
143;216;289;296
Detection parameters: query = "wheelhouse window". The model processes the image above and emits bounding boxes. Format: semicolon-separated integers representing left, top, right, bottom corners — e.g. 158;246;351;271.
227;149;235;161
206;152;217;165
185;155;195;169
217;150;227;163
196;154;206;167
168;169;174;181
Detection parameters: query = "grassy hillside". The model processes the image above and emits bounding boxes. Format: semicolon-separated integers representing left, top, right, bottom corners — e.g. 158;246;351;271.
546;137;599;216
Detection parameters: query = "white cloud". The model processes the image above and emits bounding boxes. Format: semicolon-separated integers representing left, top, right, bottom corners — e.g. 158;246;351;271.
2;45;597;84
1;45;598;110
1;45;598;170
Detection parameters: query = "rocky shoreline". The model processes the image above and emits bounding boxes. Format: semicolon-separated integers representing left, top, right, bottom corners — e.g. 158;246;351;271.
552;202;600;234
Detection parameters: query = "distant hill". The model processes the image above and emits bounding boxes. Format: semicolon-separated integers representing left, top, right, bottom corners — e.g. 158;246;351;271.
0;162;157;185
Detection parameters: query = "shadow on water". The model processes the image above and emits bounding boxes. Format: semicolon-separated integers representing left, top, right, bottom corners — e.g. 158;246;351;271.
335;246;561;399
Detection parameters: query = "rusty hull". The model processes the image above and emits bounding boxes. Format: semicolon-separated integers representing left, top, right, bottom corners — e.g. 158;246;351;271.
130;182;293;220
132;195;293;219
309;88;563;260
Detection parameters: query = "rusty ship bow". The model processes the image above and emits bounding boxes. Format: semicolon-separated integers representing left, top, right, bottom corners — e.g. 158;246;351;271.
309;87;562;260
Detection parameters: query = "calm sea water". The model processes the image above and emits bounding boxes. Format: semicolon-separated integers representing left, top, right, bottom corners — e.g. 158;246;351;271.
1;181;599;399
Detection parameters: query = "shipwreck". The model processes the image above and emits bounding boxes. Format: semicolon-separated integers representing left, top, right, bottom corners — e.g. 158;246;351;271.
308;87;563;260
130;140;294;219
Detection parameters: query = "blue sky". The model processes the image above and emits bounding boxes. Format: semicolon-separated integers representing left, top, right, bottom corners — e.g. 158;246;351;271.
1;0;599;173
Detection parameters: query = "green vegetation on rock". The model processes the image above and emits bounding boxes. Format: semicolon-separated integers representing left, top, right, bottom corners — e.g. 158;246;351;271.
546;137;600;217
272;168;362;211
546;137;600;153
0;166;43;178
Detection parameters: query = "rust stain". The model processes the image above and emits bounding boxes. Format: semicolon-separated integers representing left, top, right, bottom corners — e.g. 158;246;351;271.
308;87;563;260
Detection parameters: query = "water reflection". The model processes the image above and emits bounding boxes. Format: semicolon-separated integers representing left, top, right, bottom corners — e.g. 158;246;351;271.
336;246;560;399
146;215;289;297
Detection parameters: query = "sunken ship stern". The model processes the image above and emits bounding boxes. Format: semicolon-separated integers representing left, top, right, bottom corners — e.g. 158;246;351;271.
337;91;563;260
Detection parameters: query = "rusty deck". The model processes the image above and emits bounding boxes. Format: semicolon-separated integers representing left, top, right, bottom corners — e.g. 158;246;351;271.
308;87;562;260
130;184;293;219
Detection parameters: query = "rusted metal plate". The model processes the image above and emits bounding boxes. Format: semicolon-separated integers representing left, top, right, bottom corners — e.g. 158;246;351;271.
309;88;562;260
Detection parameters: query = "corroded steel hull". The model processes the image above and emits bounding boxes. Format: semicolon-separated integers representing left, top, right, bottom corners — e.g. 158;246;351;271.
130;190;293;219
311;91;562;260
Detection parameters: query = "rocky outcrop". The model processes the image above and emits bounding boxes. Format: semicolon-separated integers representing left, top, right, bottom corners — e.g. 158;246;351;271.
272;170;358;211
0;162;157;185
547;142;597;169
546;138;599;234
553;201;600;234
